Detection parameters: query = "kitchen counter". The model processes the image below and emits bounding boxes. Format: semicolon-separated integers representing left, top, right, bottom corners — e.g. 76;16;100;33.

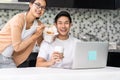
109;49;120;53
0;2;29;10
0;67;120;80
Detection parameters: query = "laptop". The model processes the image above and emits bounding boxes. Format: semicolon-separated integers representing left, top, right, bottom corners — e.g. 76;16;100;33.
72;41;109;69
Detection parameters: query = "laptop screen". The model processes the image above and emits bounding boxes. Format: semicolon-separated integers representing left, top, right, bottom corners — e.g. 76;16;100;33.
72;41;109;69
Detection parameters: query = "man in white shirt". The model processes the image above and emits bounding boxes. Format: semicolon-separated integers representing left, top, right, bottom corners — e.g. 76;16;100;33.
36;11;78;69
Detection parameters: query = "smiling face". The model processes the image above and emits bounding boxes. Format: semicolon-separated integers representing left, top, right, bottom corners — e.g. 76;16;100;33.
55;16;72;39
29;0;46;18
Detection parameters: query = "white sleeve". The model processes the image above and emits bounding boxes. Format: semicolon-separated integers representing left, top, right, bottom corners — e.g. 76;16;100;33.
37;41;49;60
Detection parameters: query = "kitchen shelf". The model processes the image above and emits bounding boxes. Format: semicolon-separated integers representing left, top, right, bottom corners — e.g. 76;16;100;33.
0;2;29;10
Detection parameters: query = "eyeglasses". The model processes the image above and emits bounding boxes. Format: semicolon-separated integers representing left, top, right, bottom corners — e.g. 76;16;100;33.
34;3;46;10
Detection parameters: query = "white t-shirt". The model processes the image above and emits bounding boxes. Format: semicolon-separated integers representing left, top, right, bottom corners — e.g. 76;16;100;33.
38;36;79;69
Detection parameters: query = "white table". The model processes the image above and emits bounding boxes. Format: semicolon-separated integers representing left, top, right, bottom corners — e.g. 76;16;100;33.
0;67;120;80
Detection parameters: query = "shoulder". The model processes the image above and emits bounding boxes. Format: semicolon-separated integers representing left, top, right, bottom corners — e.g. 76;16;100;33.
15;12;25;17
9;12;25;28
11;12;25;21
68;36;82;45
69;36;79;41
9;12;25;24
40;40;52;48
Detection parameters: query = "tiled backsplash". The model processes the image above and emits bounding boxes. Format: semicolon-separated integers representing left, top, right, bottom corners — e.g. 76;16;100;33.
0;8;120;43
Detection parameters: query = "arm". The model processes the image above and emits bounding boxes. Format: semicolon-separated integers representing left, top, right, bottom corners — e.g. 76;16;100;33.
36;57;55;67
36;42;56;67
36;20;44;46
36;52;64;67
36;34;43;46
36;41;64;67
11;14;44;52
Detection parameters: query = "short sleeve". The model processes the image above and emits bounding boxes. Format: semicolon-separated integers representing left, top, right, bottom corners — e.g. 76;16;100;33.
37;41;49;60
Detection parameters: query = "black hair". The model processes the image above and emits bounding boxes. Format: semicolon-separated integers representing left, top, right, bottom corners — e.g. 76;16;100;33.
28;0;47;11
28;0;36;11
54;11;72;23
30;0;36;3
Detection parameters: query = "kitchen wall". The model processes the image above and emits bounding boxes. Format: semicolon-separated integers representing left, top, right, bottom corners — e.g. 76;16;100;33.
0;7;120;43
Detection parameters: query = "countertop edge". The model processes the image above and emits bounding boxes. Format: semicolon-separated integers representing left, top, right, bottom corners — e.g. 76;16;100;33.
109;49;120;53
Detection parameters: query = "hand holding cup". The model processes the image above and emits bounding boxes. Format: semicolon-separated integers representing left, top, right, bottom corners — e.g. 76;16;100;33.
54;46;64;63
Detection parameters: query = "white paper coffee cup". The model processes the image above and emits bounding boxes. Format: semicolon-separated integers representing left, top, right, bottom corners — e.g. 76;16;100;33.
43;33;55;43
54;46;64;63
43;25;58;43
54;46;64;54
